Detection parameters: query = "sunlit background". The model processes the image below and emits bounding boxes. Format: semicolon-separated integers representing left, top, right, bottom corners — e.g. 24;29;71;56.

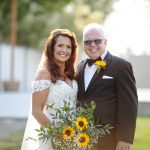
0;0;150;149
105;0;150;56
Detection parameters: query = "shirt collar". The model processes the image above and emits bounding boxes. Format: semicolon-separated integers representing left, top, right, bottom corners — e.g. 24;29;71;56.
101;50;107;60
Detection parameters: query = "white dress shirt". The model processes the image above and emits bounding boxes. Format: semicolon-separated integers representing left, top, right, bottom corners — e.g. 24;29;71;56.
84;50;107;91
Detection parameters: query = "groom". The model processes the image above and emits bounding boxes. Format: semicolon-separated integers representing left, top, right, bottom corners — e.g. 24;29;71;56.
76;23;138;150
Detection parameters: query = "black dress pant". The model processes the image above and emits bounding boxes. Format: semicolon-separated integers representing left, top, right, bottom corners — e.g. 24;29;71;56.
96;144;117;150
96;129;117;150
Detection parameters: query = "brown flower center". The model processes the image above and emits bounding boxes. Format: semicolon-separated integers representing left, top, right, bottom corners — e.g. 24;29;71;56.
79;137;85;143
79;121;84;127
65;130;71;136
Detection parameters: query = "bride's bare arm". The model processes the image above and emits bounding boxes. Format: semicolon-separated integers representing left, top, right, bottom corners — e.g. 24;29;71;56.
32;68;52;127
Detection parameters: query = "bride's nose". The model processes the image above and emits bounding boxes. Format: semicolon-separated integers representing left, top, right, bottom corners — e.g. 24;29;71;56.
62;47;67;52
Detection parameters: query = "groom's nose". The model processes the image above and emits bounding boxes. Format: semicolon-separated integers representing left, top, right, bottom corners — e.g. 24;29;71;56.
91;41;96;46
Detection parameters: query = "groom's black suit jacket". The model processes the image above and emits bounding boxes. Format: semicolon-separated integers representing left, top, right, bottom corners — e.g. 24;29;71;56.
76;52;138;150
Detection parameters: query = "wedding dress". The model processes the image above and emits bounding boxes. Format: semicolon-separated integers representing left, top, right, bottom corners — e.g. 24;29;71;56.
21;79;78;150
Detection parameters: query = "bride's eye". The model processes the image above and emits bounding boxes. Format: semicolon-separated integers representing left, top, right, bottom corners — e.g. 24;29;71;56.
67;45;71;49
58;44;63;47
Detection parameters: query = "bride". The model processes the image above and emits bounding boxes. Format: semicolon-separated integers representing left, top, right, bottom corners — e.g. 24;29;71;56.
21;29;78;150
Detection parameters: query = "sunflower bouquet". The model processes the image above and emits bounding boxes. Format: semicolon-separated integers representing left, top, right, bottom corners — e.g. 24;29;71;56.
36;101;113;150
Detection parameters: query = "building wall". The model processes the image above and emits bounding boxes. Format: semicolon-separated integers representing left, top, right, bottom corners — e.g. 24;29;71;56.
0;44;42;91
127;54;150;88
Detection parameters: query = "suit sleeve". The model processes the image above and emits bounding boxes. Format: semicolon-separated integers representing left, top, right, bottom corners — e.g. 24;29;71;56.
116;61;138;144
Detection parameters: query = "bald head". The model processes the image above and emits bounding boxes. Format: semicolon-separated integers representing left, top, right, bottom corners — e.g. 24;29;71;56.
83;23;106;41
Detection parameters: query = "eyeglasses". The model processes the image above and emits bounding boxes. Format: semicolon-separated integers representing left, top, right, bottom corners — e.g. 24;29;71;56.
84;39;103;46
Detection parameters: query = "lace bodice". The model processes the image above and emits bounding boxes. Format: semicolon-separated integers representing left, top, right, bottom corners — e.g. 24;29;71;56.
32;79;78;121
32;80;51;92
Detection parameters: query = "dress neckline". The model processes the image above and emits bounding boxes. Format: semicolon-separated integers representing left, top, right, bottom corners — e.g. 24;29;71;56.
57;80;75;90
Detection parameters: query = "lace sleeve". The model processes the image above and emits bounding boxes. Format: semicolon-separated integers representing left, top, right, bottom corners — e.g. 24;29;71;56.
31;80;51;92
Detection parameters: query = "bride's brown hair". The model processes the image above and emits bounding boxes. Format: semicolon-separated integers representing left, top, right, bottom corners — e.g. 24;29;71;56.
42;29;78;83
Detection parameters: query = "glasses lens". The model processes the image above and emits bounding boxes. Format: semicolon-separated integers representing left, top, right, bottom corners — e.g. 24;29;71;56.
84;40;92;46
84;39;102;46
94;39;102;45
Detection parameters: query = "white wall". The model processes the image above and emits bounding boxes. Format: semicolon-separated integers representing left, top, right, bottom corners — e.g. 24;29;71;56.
0;92;31;118
0;43;42;91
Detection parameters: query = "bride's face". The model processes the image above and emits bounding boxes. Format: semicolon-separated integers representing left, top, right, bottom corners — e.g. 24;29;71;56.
53;35;72;64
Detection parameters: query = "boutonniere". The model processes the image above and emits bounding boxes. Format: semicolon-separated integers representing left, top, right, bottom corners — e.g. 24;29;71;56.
95;60;107;73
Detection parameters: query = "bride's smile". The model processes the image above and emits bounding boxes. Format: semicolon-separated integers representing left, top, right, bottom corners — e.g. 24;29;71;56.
54;35;72;64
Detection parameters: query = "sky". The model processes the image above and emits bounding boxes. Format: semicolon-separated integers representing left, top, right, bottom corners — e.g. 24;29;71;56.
104;0;150;56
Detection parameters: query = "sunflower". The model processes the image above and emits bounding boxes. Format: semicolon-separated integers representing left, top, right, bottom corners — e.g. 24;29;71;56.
77;133;90;148
62;126;75;140
76;117;88;131
95;60;107;68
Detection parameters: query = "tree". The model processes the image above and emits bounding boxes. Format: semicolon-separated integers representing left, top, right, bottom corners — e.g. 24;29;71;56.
0;0;115;49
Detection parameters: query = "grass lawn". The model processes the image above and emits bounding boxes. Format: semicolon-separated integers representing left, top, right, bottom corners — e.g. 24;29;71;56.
0;130;24;150
132;117;150;150
0;117;150;150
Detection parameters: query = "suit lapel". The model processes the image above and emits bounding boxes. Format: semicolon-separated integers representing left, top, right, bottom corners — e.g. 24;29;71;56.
79;60;87;93
86;52;112;92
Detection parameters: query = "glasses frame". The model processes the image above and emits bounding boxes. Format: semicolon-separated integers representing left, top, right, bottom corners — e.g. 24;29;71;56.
84;39;103;46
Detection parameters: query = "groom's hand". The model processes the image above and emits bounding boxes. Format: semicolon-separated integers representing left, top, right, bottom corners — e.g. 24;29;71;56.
116;141;130;150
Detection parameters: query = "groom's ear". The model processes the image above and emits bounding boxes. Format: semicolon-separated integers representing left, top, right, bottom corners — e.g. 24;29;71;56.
104;39;107;45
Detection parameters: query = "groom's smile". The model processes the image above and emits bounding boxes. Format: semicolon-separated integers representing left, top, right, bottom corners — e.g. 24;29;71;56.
83;28;107;60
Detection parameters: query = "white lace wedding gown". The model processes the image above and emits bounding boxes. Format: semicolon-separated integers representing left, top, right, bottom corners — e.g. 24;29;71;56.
21;79;78;150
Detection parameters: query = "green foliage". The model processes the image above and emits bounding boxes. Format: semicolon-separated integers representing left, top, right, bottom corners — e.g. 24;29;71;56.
0;0;114;49
0;0;11;42
36;101;112;150
31;0;75;11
